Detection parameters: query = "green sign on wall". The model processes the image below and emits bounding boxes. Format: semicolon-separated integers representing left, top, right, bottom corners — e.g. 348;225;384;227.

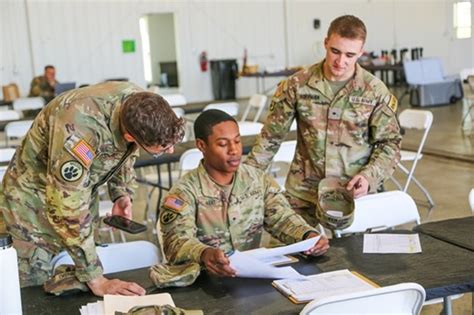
122;40;136;53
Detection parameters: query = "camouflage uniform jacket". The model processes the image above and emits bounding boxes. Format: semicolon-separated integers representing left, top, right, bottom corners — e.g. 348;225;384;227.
1;81;141;282
160;162;316;265
246;61;402;203
28;75;57;103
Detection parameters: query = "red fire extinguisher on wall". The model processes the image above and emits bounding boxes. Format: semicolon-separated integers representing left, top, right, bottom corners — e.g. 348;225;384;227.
199;51;208;72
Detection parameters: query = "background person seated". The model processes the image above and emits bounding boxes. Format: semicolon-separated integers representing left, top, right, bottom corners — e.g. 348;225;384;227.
159;109;329;277
29;65;58;103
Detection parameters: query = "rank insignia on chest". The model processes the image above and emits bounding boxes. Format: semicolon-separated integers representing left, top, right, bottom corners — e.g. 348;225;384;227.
163;196;185;212
349;96;376;106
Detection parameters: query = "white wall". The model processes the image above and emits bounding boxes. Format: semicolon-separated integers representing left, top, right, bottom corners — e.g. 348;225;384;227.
1;0;473;102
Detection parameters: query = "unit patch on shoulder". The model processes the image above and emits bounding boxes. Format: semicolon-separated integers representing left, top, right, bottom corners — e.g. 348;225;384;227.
160;211;178;225
387;95;398;113
60;161;83;182
163;196;185;213
64;135;95;168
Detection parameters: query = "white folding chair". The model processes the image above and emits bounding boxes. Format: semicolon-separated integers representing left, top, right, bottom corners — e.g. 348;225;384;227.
162;94;187;107
300;282;425;315
334;191;420;237
240;94;267;122
270;140;296;188
50;241;160;274
238;121;263;136
4;120;34;146
204;102;239;117
0;110;21;122
0;148;16;163
470;189;474;213
392;109;434;208
12;97;45;112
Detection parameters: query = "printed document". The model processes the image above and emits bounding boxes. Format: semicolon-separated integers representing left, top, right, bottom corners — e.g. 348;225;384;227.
363;233;422;254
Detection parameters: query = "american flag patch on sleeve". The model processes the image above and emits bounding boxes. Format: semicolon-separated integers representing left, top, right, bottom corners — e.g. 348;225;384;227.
72;139;95;168
163;196;185;212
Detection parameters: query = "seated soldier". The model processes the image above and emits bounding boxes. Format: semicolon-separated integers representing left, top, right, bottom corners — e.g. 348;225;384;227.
159;109;329;277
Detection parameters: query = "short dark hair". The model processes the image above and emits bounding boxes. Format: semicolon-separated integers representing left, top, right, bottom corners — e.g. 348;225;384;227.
194;109;237;142
121;92;185;147
327;15;367;42
44;65;55;71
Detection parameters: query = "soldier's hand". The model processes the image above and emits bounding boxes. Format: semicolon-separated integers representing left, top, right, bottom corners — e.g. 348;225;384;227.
87;275;145;297
346;175;369;198
112;195;133;220
200;248;236;277
304;232;330;256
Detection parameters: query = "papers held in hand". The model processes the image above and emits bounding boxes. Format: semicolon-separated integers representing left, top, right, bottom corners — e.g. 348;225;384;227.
272;269;377;304
228;236;321;280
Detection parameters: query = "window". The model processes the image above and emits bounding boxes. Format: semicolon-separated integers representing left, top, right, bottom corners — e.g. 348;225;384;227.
454;1;471;39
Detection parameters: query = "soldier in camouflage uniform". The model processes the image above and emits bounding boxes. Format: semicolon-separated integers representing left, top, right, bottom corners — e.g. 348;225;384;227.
246;15;402;227
160;110;329;278
28;65;58;103
0;81;185;296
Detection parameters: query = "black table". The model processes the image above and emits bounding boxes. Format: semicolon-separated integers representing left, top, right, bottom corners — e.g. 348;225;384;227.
241;69;298;94
21;232;474;315
413;216;474;251
362;64;405;86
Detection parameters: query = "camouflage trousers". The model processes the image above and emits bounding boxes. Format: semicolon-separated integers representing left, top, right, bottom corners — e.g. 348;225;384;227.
284;191;320;228
13;239;54;287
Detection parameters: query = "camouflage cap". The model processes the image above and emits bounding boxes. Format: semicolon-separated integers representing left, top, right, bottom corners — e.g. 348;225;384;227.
116;304;203;315
316;177;355;230
149;263;200;288
43;265;89;295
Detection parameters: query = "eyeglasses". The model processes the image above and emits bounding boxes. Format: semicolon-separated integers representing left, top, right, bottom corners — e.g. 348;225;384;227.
138;143;173;159
122;122;173;159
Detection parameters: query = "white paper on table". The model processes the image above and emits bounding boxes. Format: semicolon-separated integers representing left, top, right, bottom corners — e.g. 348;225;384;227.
363;233;422;254
104;293;174;315
81;301;104;315
246;236;321;260
229;250;306;280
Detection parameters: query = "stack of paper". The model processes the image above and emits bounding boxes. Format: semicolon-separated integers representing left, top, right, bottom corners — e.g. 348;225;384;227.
229;236;321;280
79;293;174;315
273;269;377;304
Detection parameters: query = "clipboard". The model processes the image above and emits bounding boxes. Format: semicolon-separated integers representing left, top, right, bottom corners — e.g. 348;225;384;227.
272;269;378;304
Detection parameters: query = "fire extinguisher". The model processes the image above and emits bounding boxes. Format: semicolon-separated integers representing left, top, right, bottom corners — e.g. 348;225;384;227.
199;51;208;72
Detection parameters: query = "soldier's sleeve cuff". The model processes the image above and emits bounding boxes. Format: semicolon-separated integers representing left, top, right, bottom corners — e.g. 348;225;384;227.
190;244;213;265
75;265;104;283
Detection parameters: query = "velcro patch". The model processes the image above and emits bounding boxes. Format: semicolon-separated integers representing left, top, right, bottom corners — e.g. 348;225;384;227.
349;96;376;106
160;211;178;225
65;135;95;168
163;196;185;213
60;161;84;182
387;95;398;113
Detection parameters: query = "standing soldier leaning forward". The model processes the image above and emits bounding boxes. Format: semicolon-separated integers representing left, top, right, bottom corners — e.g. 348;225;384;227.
246;15;402;228
0;82;185;296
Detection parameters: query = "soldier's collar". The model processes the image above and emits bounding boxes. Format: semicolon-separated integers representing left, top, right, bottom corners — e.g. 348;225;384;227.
197;162;250;198
110;103;130;151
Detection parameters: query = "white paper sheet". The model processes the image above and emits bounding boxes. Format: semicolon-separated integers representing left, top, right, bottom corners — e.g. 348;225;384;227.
104;293;174;315
273;269;376;302
363;233;422;254
245;236;321;260
244;248;294;265
229;250;306;280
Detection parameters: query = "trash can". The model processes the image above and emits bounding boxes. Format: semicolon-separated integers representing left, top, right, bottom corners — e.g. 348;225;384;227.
210;59;238;100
